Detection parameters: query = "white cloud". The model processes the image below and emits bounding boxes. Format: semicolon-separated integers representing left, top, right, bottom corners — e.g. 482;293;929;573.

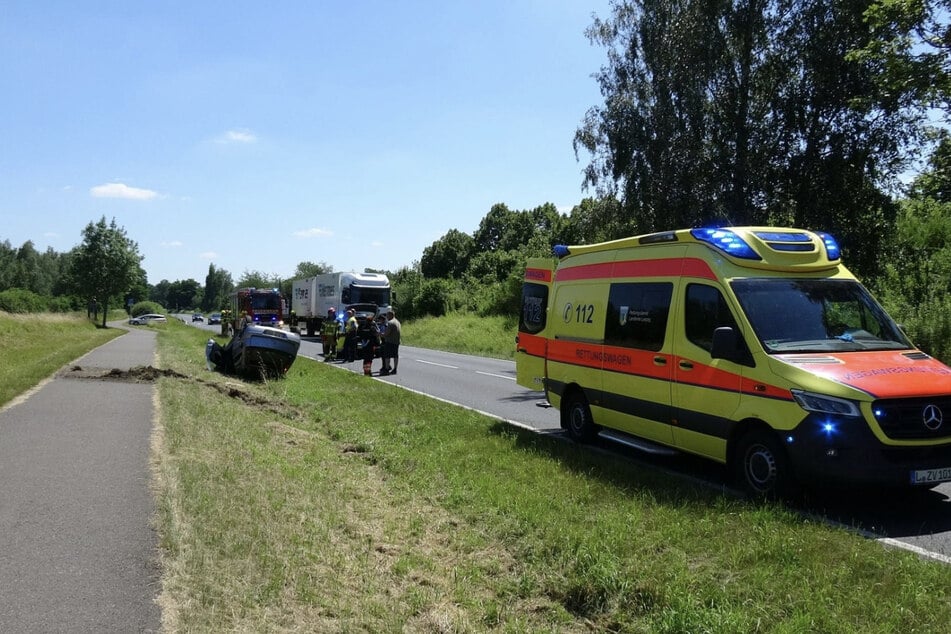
90;182;158;200
293;227;333;238
161;240;184;248
216;129;257;144
199;251;219;260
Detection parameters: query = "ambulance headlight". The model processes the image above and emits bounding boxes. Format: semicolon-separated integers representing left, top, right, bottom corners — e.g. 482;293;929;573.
791;389;861;417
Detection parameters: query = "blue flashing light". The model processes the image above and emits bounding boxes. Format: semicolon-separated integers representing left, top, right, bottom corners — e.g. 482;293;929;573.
819;420;840;438
785;435;795;444
690;228;761;260
553;244;570;258
816;232;841;261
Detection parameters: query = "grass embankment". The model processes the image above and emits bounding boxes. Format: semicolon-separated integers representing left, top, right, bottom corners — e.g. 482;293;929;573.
402;314;517;360
152;319;951;632
0;311;122;407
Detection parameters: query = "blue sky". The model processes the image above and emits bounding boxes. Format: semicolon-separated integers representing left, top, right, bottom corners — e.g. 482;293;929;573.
1;1;612;285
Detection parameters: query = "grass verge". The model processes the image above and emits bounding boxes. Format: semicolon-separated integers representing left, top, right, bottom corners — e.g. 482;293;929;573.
401;313;517;360
152;319;951;632
0;311;122;407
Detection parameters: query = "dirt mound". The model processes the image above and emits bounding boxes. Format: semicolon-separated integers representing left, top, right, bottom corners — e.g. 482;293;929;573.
62;365;188;382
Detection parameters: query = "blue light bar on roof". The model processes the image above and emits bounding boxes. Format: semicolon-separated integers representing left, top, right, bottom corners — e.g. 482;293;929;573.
816;232;841;261
553;244;570;258
690;228;761;260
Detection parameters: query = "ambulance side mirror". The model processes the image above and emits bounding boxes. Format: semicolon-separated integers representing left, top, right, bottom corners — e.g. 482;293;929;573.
711;327;753;366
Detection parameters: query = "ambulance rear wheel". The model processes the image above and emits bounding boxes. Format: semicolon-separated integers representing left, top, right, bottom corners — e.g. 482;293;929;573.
563;392;598;443
735;430;798;500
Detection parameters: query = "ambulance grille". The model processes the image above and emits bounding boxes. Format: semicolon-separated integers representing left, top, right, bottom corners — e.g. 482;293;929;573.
753;231;817;253
872;396;951;440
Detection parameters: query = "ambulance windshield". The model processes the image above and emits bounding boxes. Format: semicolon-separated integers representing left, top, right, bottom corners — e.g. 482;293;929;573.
731;278;912;353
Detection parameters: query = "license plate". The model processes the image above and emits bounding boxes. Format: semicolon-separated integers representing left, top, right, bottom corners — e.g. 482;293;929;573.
910;467;951;485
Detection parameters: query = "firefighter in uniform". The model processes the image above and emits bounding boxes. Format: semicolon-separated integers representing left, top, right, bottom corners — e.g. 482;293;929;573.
321;308;338;361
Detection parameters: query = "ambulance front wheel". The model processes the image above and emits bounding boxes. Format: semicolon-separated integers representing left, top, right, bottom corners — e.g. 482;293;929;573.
735;429;799;500
563;391;599;443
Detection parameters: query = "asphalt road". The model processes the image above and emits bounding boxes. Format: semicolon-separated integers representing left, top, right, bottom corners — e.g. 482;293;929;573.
186;318;951;563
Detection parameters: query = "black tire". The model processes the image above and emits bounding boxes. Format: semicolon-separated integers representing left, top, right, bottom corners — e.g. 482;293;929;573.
562;391;598;443
734;429;799;500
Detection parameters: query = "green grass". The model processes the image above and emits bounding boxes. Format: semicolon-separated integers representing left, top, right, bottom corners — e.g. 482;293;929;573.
0;311;122;407
151;318;951;632
401;313;518;360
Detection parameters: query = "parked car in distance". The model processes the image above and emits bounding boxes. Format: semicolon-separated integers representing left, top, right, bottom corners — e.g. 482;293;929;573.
129;313;168;326
192;313;205;322
208;313;222;325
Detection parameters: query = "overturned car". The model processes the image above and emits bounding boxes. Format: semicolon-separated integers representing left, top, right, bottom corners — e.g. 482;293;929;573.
206;324;301;379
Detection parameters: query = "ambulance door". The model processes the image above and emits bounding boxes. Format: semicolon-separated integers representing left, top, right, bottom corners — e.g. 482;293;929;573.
671;281;746;461
597;279;676;445
515;258;554;392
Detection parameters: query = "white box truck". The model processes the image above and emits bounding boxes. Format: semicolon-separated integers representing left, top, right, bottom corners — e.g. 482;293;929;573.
290;271;393;336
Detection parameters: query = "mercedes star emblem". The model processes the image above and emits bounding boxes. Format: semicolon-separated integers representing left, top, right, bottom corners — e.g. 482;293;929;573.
922;404;944;431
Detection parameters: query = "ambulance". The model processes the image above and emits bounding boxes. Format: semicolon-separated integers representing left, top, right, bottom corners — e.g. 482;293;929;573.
515;226;951;498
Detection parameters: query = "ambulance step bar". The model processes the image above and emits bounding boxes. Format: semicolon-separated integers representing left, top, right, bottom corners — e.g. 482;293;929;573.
599;429;680;457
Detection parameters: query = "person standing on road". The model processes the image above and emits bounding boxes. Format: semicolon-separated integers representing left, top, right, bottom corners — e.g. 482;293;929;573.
321;308;338;361
380;309;401;375
357;315;381;376
344;309;358;362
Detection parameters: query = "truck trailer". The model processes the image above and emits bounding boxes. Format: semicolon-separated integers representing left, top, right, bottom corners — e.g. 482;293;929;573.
290;271;393;336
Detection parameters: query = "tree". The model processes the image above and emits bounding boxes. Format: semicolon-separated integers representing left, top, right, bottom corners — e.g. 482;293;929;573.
879;141;951;360
848;0;950;116
293;261;333;279
150;280;171;308
203;263;234;311
421;229;474;278
568;197;628;243
911;131;951;202
68;217;143;327
166;279;202;311
574;0;920;279
0;240;15;290
236;270;281;289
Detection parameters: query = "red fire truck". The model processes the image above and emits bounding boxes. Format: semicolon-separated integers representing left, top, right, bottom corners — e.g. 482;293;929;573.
230;287;285;331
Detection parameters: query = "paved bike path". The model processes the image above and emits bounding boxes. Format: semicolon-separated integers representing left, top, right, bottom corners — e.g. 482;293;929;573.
0;325;161;632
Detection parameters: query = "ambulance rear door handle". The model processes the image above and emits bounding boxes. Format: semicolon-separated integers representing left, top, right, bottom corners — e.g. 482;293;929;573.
679;361;694;370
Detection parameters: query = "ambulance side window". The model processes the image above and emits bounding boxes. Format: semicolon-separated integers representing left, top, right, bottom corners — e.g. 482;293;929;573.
520;283;549;334
685;284;740;353
605;282;672;351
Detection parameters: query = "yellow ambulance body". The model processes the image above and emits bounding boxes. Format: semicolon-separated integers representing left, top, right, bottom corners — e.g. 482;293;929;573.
515;227;951;497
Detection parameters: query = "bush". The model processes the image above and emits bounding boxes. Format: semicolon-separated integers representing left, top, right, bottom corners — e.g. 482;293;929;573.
887;295;951;365
0;288;48;313
47;295;82;313
130;300;165;317
416;279;452;317
477;274;522;317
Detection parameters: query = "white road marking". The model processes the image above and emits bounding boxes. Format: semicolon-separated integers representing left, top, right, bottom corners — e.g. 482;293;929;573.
476;371;515;381
417;360;458;369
